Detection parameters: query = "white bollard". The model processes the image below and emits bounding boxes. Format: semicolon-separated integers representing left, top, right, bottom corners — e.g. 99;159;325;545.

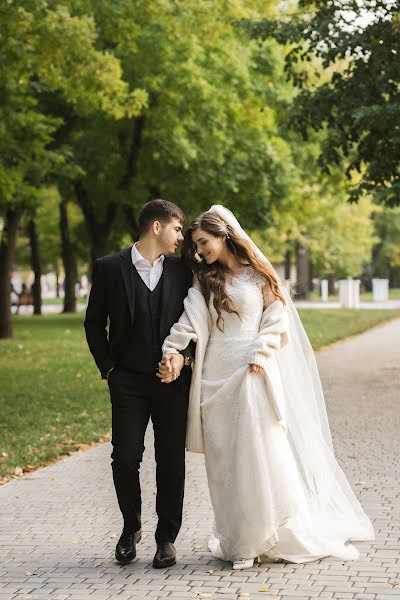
320;279;329;302
339;279;351;307
339;278;360;308
372;278;389;302
353;279;361;309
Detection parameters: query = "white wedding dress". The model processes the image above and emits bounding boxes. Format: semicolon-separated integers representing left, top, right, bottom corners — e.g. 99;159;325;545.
196;267;372;563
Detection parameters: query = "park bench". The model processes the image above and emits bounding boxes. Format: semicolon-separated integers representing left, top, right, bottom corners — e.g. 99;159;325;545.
11;288;34;314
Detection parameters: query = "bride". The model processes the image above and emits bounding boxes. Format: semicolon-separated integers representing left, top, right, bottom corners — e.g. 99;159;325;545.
158;205;374;570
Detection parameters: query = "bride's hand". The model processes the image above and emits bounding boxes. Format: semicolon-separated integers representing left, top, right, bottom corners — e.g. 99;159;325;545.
157;354;184;383
249;363;264;374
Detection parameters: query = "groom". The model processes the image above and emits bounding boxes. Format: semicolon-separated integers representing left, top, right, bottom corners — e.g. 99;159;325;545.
84;199;194;568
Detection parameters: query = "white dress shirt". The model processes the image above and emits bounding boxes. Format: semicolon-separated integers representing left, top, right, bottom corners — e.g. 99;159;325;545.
131;243;164;291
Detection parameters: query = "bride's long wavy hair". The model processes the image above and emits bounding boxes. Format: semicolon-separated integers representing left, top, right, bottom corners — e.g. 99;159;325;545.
182;212;286;330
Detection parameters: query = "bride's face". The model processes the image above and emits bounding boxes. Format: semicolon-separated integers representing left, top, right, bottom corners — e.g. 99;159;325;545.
192;228;226;265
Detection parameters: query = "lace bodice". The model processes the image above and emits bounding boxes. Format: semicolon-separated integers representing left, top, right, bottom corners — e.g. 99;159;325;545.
208;267;272;341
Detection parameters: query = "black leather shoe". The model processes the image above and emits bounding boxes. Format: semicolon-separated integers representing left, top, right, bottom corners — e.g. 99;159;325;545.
115;529;142;564
152;541;176;568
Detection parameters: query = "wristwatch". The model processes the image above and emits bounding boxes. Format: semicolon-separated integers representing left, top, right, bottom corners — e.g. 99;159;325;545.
183;355;192;367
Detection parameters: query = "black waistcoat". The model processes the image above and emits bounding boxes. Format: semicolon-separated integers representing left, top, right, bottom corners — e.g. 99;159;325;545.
117;266;164;374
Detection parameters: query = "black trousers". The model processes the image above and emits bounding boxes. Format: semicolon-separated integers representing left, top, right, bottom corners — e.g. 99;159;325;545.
108;367;190;543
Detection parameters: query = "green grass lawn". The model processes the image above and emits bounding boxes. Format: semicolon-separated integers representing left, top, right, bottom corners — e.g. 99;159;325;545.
1;308;399;481
42;296;87;305
0;313;110;482
298;308;400;349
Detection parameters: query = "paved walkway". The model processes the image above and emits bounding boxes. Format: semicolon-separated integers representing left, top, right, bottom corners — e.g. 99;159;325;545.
12;300;400;315
294;300;400;310
1;320;400;600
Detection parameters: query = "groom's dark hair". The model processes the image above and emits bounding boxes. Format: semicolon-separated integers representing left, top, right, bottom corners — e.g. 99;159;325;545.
138;199;185;237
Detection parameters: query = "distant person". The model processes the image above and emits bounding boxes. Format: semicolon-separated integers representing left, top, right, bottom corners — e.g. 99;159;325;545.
15;283;33;314
84;199;194;568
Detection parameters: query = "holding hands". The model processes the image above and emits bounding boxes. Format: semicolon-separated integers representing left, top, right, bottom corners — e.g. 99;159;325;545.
157;353;185;383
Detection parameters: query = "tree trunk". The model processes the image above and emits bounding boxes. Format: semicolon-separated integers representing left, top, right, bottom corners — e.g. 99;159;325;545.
0;207;22;338
389;266;400;288
28;218;42;315
309;259;314;293
75;118;144;276
284;248;291;281
59;199;78;313
56;270;60;298
74;181;118;279
123;204;140;242
328;273;336;296
295;240;310;299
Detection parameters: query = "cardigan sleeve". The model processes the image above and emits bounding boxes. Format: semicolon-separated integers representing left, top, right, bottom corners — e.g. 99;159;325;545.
162;308;198;356
249;299;289;370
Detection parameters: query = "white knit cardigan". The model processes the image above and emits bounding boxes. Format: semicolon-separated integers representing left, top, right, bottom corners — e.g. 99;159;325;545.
162;287;290;453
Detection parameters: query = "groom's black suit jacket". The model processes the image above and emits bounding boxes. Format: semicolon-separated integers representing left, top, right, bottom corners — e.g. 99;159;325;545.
84;248;194;379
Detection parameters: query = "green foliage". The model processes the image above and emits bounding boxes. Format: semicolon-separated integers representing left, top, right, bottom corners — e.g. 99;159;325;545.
241;0;400;206
0;0;146;211
371;206;400;279
15;187;89;273
60;0;297;247
250;124;376;277
2;0;391;283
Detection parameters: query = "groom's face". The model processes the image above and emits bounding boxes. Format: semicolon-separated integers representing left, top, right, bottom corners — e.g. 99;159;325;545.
158;217;184;255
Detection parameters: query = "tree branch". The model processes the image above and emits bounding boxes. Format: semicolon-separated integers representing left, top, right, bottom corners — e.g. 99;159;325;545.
47;116;80;151
118;116;145;191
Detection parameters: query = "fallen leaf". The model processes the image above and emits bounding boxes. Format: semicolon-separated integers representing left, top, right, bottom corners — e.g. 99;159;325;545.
75;443;90;451
14;467;23;476
258;588;271;593
25;571;37;576
23;465;36;473
207;569;214;574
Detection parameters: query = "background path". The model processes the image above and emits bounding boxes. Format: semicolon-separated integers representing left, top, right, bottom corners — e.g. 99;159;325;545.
11;299;400;315
1;320;399;600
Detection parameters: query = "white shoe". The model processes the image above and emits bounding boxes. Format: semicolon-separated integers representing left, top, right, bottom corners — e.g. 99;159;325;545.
232;558;254;570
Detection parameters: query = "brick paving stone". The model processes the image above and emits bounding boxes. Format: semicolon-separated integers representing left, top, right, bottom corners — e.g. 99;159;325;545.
1;318;400;600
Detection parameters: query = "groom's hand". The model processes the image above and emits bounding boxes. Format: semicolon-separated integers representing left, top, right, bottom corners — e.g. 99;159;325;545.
157;354;185;383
